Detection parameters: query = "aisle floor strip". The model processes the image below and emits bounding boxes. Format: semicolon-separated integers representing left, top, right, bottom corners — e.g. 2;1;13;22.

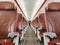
21;27;40;45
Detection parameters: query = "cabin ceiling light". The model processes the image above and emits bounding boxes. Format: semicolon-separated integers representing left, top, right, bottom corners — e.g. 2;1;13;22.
16;0;44;21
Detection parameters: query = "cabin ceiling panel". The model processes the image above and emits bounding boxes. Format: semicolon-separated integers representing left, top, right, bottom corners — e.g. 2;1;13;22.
16;0;45;20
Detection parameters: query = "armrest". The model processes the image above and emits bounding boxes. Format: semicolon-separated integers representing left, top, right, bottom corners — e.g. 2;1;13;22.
23;26;26;29
19;27;23;31
56;43;60;45
8;32;19;45
33;26;39;29
44;32;57;39
8;32;19;38
22;26;26;29
37;28;42;31
20;29;23;31
11;35;17;42
38;29;46;32
43;32;57;45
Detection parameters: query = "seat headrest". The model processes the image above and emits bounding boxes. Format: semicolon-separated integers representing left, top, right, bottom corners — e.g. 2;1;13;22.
39;13;44;16
0;2;16;10
47;2;60;11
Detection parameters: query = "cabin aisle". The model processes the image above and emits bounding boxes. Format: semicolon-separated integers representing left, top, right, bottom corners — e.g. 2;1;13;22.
22;27;40;45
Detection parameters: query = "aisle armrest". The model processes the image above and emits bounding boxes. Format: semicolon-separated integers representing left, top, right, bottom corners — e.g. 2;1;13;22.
8;32;19;45
43;32;57;45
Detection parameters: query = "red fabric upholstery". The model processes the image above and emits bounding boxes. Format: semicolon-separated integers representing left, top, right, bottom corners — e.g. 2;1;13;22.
16;13;23;37
39;13;46;29
32;17;39;27
48;41;56;45
38;13;46;37
0;2;16;10
39;29;46;37
48;38;60;45
48;2;60;11
16;28;22;37
51;38;60;43
0;39;11;42
22;17;28;27
0;2;17;42
0;42;15;45
45;2;60;45
16;13;22;29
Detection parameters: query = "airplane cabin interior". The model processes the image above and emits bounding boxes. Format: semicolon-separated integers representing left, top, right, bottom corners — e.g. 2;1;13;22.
0;0;60;45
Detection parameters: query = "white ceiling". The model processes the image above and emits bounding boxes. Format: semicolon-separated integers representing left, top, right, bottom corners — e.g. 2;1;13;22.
17;0;44;21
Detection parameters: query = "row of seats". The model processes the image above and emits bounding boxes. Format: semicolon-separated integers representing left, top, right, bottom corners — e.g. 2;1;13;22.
16;13;28;43
44;2;60;45
31;13;46;41
32;2;60;45
0;2;28;45
31;17;39;35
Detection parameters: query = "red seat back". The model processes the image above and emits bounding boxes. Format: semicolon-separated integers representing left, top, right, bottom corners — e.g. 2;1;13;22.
0;2;17;38
45;2;60;36
32;17;39;27
39;13;46;29
22;17;28;27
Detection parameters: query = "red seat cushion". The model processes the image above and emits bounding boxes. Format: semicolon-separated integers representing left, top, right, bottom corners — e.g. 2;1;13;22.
48;41;56;45
0;38;11;42
39;29;46;37
0;2;16;10
51;38;60;43
16;28;22;37
49;37;60;45
48;36;60;45
0;42;14;45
